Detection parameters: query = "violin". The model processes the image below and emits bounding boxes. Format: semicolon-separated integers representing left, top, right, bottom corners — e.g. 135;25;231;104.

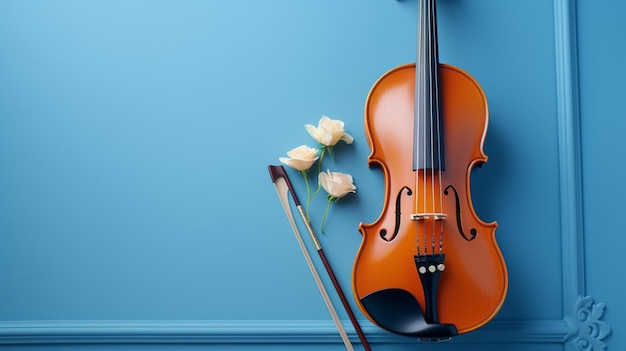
351;0;507;339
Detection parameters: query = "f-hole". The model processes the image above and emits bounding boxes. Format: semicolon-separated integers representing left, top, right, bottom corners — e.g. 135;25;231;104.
444;185;477;241
380;186;413;242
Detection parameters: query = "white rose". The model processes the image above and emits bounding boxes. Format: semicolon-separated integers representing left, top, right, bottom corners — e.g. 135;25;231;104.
305;115;354;147
279;145;319;171
318;169;356;199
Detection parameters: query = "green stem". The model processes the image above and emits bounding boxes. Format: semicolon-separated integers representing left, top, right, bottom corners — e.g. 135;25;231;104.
311;147;326;198
320;196;335;234
327;146;335;161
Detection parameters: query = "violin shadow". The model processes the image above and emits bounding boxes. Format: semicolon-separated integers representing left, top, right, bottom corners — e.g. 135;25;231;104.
469;112;534;321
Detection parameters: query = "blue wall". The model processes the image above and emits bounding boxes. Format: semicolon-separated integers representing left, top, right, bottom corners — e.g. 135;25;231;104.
0;0;620;350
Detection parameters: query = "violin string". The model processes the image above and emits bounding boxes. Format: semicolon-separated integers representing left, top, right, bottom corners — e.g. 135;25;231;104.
428;0;437;256
417;0;423;257
425;0;432;255
415;0;421;257
425;0;433;256
431;0;445;254
427;0;433;256
419;0;430;255
414;12;419;257
417;1;429;255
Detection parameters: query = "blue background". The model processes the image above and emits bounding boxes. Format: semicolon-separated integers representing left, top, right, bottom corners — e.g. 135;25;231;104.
0;0;622;350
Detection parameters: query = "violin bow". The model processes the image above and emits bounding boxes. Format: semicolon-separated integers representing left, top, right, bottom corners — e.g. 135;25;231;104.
268;165;371;351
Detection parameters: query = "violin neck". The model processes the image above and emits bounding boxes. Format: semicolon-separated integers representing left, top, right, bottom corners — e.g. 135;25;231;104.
414;0;445;171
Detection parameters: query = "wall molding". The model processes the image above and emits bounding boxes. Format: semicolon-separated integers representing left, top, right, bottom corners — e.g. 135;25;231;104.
0;319;569;345
0;0;610;347
553;0;611;349
555;0;585;306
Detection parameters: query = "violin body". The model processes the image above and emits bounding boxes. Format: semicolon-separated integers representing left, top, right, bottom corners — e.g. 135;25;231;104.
352;63;508;336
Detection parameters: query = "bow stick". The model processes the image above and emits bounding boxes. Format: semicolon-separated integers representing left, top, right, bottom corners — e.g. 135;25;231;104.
268;165;371;351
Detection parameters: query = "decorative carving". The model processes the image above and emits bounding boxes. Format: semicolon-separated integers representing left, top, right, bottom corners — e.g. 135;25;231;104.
564;296;611;350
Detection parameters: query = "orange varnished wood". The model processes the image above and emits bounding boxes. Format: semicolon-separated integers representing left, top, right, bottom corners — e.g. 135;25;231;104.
352;63;508;334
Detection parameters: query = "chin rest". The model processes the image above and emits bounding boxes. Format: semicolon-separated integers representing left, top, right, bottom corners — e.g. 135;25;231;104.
360;288;458;340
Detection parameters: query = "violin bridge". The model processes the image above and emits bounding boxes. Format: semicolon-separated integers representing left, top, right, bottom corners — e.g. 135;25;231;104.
411;213;447;221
